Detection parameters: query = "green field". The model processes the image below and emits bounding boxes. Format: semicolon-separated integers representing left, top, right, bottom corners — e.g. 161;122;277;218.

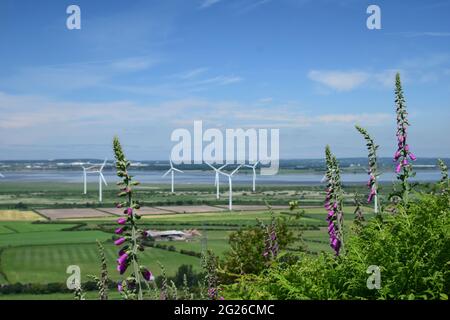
2;243;200;284
0;181;368;210
0;207;355;286
0;182;378;299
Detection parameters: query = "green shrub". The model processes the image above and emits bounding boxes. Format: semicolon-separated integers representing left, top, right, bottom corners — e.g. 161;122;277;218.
222;193;449;300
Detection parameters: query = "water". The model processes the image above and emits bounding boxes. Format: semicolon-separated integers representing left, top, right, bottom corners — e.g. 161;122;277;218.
0;170;442;185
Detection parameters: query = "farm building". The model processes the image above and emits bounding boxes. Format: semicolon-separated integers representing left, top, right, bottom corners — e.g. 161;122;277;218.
146;230;200;241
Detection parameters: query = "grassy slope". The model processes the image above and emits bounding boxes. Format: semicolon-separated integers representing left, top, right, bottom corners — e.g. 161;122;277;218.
0;205;373;287
2;243;200;284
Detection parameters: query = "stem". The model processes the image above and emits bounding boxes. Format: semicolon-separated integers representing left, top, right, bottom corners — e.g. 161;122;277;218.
128;183;143;300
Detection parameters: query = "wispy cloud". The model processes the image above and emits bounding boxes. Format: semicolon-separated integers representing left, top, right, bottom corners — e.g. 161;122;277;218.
172;68;209;80
308;70;369;92
0;56;159;93
235;0;272;14
389;31;450;38
199;0;222;9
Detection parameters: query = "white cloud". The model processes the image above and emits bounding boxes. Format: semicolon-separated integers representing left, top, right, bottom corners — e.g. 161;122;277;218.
0;56;159;93
308;70;369;91
173;68;209;80
200;0;221;9
392;32;450;38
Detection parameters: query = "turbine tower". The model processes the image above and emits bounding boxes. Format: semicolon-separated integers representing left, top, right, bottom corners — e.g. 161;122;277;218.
81;159;108;202
244;161;259;192
163;160;183;193
218;165;242;211
205;162;228;199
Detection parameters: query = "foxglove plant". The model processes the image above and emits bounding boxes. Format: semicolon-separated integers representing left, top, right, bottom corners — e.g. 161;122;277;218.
202;250;220;300
438;159;448;183
438;159;449;191
353;192;365;225
261;216;279;261
393;73;416;203
88;240;109;300
355;125;380;214
113;136;151;300
324;146;344;256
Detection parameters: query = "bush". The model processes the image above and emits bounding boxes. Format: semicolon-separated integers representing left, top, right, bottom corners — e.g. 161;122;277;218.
222;193;450;300
219;214;296;283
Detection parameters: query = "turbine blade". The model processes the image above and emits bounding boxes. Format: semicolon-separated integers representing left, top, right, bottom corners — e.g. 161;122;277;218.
173;168;183;173
218;164;228;170
231;165;242;176
162;169;172;177
205;161;214;169
100;173;107;186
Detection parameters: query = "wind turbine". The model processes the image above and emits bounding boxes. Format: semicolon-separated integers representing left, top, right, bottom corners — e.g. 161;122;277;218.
163;160;183;193
82;159;108;202
205;162;228;199
218;165;242;211
244;161;259;192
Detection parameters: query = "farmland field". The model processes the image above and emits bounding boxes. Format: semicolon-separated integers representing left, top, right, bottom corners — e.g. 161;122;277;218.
0;181;381;299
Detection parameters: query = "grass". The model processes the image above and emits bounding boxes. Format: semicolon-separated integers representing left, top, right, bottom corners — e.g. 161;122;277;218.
1;243;200;284
0;230;112;247
0;181;364;209
0;208;331;289
0;291;124;300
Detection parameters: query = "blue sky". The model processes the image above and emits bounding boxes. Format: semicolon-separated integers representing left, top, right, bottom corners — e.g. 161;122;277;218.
0;0;449;160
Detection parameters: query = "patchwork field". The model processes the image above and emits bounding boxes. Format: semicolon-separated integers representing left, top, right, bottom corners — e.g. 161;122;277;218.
0;182;378;299
0;210;44;221
36;208;114;220
154;205;226;213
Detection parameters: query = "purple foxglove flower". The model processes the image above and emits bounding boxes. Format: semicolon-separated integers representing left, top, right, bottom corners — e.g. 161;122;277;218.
117;217;127;225
409;153;417;161
396;163;402;173
117;253;128;265
115;227;124;235
402;159;408;166
328;223;334;233
117;263;127;275
126;207;133;215
114;237;126;246
141;268;153;281
117;282;123;292
116;203;122;209
394;151;401;161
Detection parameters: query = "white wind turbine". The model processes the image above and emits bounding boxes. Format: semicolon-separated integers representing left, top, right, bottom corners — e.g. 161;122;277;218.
218;165;242;211
82;159;108;202
205;162;228;199
244;161;259;192
163;160;183;193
